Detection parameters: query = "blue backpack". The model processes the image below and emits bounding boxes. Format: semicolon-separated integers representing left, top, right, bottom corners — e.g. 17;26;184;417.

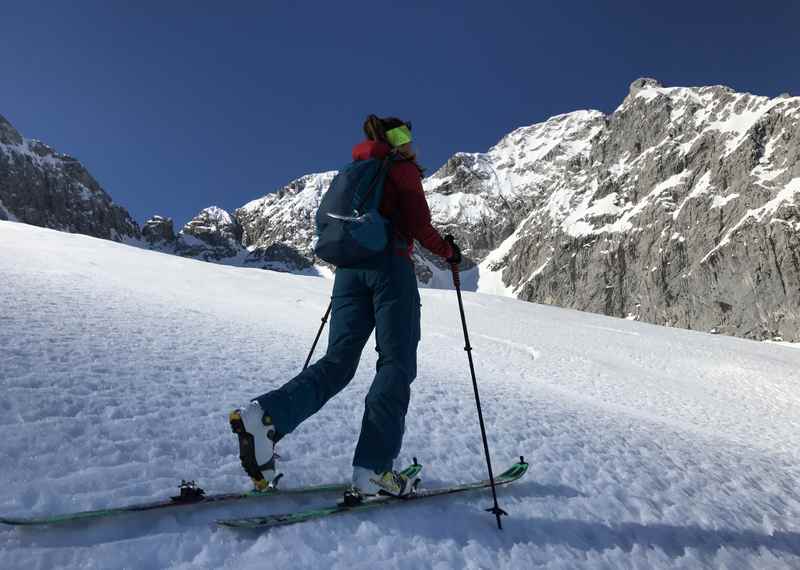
314;157;393;267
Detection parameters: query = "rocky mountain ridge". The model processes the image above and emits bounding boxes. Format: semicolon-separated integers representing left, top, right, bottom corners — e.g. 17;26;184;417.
2;78;798;341
138;189;328;274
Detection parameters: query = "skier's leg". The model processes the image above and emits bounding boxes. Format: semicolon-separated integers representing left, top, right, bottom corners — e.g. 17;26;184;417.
352;257;420;473
254;270;374;439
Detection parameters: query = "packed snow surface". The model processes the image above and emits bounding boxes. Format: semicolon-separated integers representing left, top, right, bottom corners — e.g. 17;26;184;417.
1;220;800;569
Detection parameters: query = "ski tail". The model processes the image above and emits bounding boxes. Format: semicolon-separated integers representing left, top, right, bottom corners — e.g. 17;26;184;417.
400;459;424;481
495;458;528;482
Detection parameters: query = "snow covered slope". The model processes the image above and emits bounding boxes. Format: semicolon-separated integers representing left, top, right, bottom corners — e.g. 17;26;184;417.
2;220;800;569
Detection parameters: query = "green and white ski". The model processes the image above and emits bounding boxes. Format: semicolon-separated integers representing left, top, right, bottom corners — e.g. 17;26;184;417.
0;477;348;527
217;459;528;530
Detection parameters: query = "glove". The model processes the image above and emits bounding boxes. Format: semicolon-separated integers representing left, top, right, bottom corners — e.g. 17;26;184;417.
444;234;462;265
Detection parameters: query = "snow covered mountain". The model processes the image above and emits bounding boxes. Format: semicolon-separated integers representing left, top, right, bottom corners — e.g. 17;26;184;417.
2;220;800;569
457;78;800;342
3;78;798;341
0;113;139;241
141;204;324;273
236;171;337;271
0;113;326;274
143;206;248;263
222;78;800;341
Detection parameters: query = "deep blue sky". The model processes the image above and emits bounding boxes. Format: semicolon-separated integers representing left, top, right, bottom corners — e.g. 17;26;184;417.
2;1;798;228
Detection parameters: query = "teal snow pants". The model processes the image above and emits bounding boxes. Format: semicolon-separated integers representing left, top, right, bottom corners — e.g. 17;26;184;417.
255;252;421;472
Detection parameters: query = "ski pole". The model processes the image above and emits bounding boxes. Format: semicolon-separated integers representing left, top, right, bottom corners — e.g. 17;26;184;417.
303;301;332;371
449;261;508;530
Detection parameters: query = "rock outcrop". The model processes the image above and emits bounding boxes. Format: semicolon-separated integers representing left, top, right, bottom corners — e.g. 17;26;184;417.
174;206;244;261
0;113;139;241
142;215;176;244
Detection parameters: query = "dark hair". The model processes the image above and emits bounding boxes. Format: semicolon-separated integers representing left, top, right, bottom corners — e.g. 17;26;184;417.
363;114;407;143
362;114;423;174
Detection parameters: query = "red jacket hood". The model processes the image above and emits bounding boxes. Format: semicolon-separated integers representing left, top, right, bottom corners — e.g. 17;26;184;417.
352;140;392;161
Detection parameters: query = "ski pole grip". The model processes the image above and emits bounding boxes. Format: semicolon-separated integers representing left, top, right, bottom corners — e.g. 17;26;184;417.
444;234;462;289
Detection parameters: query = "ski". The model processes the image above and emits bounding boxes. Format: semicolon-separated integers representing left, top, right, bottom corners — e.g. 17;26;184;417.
0;477;349;527
217;458;528;530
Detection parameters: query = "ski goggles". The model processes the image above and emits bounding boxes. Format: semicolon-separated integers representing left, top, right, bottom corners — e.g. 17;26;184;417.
385;124;412;147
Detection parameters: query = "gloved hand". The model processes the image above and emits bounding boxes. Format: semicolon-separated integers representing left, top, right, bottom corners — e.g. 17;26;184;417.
444;234;462;265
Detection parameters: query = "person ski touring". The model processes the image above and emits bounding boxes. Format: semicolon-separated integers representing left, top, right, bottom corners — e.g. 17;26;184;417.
230;115;462;499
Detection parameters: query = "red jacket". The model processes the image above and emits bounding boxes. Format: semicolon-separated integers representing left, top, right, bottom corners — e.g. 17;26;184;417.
351;140;453;260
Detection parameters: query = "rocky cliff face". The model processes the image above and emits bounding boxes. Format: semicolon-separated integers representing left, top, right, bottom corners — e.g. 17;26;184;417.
0;114;139;241
433;79;799;341
235;172;336;272
423;110;605;260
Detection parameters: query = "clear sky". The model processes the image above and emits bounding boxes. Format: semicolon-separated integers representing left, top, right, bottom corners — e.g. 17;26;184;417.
1;1;798;228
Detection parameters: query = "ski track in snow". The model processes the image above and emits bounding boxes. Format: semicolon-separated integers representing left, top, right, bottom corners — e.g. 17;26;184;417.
1;221;800;569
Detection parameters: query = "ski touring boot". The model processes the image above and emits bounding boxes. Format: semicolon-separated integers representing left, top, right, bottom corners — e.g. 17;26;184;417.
343;466;418;506
229;401;278;491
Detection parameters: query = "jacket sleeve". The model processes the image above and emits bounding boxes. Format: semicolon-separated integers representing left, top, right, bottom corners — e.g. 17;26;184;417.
390;162;453;259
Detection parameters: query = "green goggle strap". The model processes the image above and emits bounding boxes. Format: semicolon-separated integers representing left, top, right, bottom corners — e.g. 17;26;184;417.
385;125;412;147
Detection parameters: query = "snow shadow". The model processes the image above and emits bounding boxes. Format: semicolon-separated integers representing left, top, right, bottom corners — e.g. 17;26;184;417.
517;517;800;558
515;480;586;499
405;504;800;559
2;481;583;550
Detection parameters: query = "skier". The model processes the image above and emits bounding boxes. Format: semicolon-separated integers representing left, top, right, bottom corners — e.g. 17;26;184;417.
230;115;461;499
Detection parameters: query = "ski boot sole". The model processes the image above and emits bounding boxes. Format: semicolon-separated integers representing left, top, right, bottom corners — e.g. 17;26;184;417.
229;410;270;491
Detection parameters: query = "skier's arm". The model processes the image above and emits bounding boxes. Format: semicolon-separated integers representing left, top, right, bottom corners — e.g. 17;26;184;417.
392;162;453;259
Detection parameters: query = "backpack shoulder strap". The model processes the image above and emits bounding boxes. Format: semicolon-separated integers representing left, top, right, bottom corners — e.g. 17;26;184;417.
355;155;393;214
